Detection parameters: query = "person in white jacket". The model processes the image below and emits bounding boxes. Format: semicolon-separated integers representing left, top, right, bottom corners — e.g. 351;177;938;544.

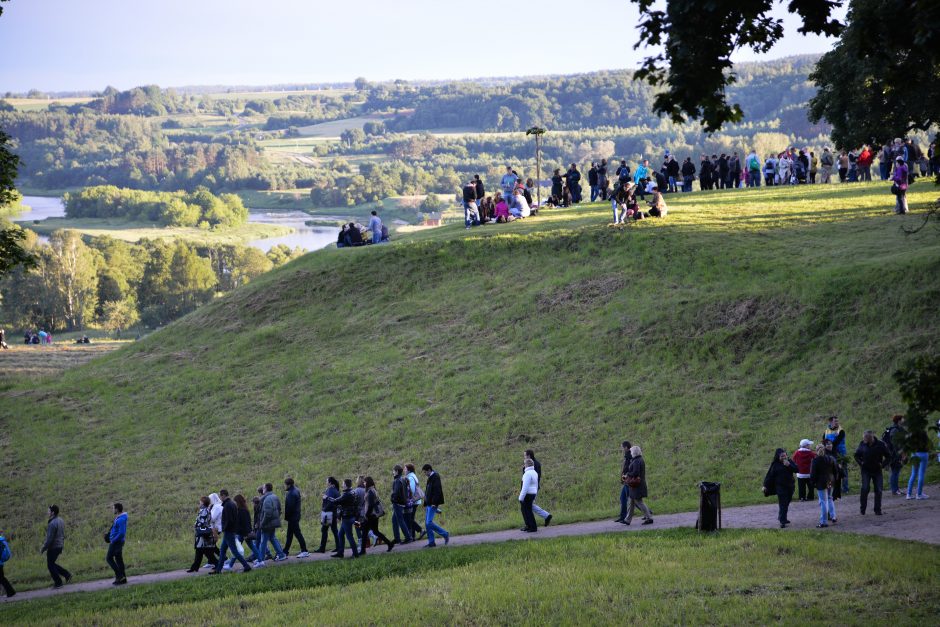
204;493;223;568
519;459;539;533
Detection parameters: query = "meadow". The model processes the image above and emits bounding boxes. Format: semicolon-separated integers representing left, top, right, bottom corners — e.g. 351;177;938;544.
0;181;938;591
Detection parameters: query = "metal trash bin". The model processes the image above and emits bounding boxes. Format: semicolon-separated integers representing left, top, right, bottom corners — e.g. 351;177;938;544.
696;482;722;531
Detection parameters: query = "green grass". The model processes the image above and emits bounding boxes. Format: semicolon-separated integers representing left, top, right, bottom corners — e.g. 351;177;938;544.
17;217;291;245
1;181;938;591
2;530;938;625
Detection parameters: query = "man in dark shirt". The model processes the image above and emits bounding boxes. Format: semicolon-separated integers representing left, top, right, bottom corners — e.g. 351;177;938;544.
615;441;633;523
588;163;599;202
422;464;450;547
854;431;891;515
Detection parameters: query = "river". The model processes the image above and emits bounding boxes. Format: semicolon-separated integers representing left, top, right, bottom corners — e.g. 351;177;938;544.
16;196;339;253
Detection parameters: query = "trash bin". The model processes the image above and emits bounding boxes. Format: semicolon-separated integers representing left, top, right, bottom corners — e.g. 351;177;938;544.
696;482;722;531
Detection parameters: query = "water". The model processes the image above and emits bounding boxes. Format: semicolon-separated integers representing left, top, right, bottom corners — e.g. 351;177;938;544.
17;196;339;253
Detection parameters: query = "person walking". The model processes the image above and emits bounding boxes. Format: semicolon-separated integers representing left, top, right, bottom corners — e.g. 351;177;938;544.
106;503;128;585
40;505;71;588
315;477;341;554
615;440;634;523
405;463;425;540
763;448;798;528
422;464;450;547
329;479;361;559
0;531;14;597
906;428;931;500
811;445;837;527
854;430;891;515
524;450;552;526
256;483;287;566
283;477;309;558
792;439;816;502
361;477;395;554
623;446;654;525
187;496;218;572
883;415;907;495
224;494;259;568
519;459;539;532
390;465;414;545
211;490;252;574
200;492;223;569
892;157;909;214
251;493;271;562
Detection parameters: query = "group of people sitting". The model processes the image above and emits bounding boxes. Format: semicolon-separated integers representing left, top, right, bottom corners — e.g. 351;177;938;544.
462;170;541;228
23;330;53;345
336;211;389;248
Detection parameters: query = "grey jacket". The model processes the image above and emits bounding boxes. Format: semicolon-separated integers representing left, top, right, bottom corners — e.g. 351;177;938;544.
43;516;65;551
259;492;282;530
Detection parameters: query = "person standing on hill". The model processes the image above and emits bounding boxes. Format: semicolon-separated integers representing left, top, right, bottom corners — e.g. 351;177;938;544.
474;174;485;204
854;431;890;516
616;160;631;185
212;490;252;574
316;477;341;554
809;151;818;184
623;446;654;525
283;477;309;558
519;459;539;532
587;162;599;201
566;164;582;203
422;464;450;547
792;440;816;502
501;166;518;200
368;210;384;243
681;158;696;192
883;415;907;496
405;463;425;540
525;449;552;526
763;448;798;528
187;496;218;572
106;503;128;585
892;157;909;214
823;416;849;494
40;505;71;589
811;444;837;527
256;483;287;565
0;531;14;597
615;440;634;523
329;479;361;559
819;148;834;184
391;465;414;545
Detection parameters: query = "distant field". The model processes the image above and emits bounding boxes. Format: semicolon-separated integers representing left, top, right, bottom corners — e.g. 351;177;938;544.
19;217;291;245
4;96;94;111
0;341;129;380
295;115;384;137
205;88;356;100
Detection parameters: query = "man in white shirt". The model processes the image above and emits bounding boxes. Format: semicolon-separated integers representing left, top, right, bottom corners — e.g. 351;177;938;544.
519;459;539;532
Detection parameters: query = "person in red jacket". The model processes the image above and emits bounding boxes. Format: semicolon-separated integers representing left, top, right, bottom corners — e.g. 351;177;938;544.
792;439;817;501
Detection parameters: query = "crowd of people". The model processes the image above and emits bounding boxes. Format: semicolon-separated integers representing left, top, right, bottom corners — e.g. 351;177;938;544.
763;414;937;529
21;330;53;346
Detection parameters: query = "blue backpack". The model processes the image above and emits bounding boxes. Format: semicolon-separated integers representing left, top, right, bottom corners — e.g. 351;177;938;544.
0;538;11;563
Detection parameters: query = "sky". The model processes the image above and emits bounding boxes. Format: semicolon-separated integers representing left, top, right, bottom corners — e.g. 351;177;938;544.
0;0;847;93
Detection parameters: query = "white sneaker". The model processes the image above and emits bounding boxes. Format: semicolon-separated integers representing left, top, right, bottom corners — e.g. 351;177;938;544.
296;551;310;558
253;560;265;568
202;563;214;569
273;555;287;562
906;494;914;500
916;494;929;500
222;563;233;571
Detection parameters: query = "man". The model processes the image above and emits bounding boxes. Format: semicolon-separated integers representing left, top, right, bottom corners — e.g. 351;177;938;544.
404;463;424;540
616;159;631;185
0;530;14;597
422;464;449;547
728;152;742;188
524;449;552;526
329;479;360;558
40;505;71;589
519;459;539;532
368;210;383;244
283;477;309;558
883;415;907;495
717;154;730;189
106;503;127;585
256;483;287;565
473;174;485;203
597;159;609;201
808;151;818;184
390;465;414;544
681;157;696;192
212;490;252;574
746;150;761;187
614;441;635;523
588;162;599;202
463;180;480;228
823;416;849;493
699;155;712;190
854;430;891;515
666;156;680;193
820;148;834;184
565;163;582;204
500;166;518;200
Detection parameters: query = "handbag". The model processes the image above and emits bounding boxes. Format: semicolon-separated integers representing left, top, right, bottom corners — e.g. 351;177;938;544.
625;475;642;488
890;183;899;195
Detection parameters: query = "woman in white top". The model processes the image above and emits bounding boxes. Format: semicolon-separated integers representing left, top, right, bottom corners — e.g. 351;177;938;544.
519;459;539;532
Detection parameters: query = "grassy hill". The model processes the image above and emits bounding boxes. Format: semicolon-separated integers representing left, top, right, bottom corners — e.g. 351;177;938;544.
1;181;938;589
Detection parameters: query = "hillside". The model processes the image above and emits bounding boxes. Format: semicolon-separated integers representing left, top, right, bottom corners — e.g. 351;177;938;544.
1;182;939;588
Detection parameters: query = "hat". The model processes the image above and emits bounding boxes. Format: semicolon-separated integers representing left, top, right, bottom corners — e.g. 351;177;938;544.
799;439;813;448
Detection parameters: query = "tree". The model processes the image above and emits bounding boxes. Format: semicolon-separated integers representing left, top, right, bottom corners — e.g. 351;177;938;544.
339;128;366;147
354;77;371;92
46;230;99;330
420;193;443;212
893;356;940;456
100;297;139;338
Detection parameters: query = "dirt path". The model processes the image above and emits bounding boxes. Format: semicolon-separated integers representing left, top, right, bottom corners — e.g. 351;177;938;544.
4;485;938;604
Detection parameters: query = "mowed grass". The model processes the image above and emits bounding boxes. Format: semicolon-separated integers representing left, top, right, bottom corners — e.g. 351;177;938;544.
0;181;938;590
0;342;129;380
19;217;291;245
2;530;938;625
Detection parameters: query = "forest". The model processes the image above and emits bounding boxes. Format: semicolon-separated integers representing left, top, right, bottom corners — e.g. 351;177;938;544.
64;186;249;227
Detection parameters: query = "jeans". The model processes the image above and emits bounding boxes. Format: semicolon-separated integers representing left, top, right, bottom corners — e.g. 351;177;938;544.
216;531;252;572
859;468;883;513
682;175;693;192
880;162;889;180
372;229;383;244
424;506;449;545
464;202;479;228
907;452;929;496
889;465;902;493
667;176;677;193
226;534;259;566
532;501;550;520
590;185;599;202
284;519;306;553
0;564;14;596
520;494;537;531
391;503;413;542
817;487;836;524
258;529;285;561
46;546;71;586
319;512;339;551
777;491;792;524
335;517;359;557
106;540;125;580
618;484;631;520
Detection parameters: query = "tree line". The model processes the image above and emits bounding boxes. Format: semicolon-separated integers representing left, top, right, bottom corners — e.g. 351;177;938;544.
64;186;249;228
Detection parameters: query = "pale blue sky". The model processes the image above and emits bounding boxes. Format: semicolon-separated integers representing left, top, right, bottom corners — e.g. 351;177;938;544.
0;0;846;92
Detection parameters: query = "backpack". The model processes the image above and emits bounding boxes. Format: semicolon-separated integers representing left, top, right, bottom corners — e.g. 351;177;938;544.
412;482;425;503
0;538;11;563
748;156;760;171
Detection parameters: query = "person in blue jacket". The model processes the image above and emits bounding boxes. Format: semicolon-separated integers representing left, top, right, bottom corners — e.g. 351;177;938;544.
0;532;15;597
106;503;128;585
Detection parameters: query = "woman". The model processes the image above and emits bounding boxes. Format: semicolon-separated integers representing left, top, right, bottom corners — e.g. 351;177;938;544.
360;476;395;554
316;477;341;553
187;496;218;572
822;439;844;501
648;186;668;218
550;169;564;204
493;193;512;223
906;428;931;500
764;449;798;528
623;446;654;525
224;494;258;569
810;444;837;527
892;156;909;214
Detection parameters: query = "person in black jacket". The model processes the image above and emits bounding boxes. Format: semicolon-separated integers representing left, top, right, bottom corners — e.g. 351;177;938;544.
422;464;449;547
883;415;907;495
360;476;395;554
615;440;633;523
699;155;712;190
316;477;341;553
551;168;565;205
854;431;891;515
390;465;414;544
680;158;696;192
282;478;309;558
474;175;485;203
623;446;654;525
328;479;361;558
566;164;582;204
810;444;837;527
223;494;259;568
211;490;252;574
187;496;218;572
588;162;599;201
764;448;798;528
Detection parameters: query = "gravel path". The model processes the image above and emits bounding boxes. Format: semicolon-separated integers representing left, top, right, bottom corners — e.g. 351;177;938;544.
4;485;938;604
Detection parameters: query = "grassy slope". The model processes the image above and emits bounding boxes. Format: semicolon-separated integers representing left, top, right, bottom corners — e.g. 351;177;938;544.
2;530;938;625
18;217;290;245
1;182;938;589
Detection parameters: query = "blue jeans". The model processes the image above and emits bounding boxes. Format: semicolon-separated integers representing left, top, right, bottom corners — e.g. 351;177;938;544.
817;487;836;524
908;452;929;496
682;176;693;192
590;185;599;202
879;162;888;180
619;485;630;520
259;529;284;561
216;531;252;572
227;534;259;566
391;504;413;542
889;466;902;493
424;506;448;545
336;517;359;557
668;176;677;193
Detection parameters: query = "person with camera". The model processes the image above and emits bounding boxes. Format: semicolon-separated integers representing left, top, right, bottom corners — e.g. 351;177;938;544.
623;446;654;525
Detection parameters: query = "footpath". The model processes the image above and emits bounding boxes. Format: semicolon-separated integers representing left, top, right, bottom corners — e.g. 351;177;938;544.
4;484;938;604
